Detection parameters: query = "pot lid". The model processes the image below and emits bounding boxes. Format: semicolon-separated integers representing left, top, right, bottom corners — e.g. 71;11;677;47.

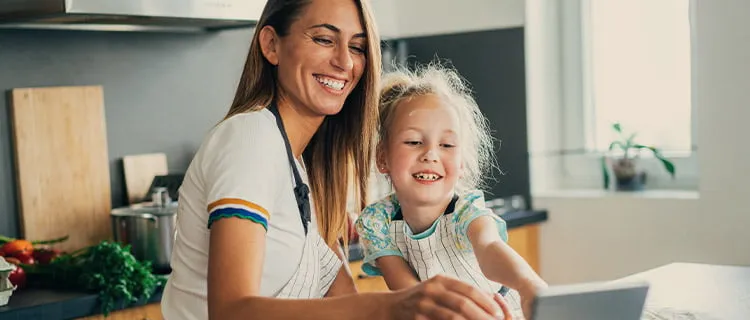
111;202;178;217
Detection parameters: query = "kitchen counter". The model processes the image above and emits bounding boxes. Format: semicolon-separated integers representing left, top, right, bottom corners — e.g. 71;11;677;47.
0;286;163;320
0;209;547;319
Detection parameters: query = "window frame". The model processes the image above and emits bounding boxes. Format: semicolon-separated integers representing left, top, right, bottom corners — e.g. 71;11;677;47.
556;0;699;191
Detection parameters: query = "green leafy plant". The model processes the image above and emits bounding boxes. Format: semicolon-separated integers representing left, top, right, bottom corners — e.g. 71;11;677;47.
23;241;166;316
601;123;676;189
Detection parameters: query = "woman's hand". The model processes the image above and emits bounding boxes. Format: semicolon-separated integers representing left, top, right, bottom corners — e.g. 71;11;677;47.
387;274;512;320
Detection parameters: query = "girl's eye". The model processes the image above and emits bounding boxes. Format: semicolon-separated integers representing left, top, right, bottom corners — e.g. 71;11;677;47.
313;37;334;45
404;141;422;146
441;143;456;148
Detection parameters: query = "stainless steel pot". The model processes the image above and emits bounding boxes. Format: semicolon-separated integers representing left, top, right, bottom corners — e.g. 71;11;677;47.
111;202;177;274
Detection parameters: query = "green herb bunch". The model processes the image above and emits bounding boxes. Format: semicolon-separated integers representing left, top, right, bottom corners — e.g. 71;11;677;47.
25;241;167;316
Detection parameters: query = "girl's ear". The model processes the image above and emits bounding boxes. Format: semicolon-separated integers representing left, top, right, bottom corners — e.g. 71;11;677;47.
376;144;389;174
259;25;280;66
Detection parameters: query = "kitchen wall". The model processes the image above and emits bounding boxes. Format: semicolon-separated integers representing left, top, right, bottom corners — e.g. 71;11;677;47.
395;28;531;205
0;28;254;237
533;0;750;284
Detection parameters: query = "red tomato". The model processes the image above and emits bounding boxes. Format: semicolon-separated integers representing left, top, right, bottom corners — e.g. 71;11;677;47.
1;240;33;257
8;265;26;289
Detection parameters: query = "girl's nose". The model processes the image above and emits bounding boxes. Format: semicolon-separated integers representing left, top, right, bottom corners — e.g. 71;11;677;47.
420;149;439;163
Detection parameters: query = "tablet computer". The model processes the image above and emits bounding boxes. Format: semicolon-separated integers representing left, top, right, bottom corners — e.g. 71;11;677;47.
531;280;650;320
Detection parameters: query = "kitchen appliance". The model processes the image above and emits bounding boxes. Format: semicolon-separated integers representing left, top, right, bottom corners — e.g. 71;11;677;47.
532;280;649;320
0;0;265;32
111;198;177;274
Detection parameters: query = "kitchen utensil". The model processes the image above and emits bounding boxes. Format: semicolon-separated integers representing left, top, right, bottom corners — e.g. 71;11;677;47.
123;153;168;204
111;191;177;274
9;86;111;252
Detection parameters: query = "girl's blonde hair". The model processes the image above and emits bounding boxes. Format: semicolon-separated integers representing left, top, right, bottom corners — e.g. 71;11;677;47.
225;0;381;249
378;61;496;193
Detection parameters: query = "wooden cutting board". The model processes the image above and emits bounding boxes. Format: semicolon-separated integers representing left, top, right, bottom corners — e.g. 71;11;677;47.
10;85;112;252
123;153;168;204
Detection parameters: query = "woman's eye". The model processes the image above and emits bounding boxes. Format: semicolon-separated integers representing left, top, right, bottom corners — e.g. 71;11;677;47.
313;37;334;45
349;46;366;55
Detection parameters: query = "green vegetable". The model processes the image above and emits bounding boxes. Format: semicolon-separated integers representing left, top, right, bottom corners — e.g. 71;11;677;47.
0;234;69;246
24;241;166;317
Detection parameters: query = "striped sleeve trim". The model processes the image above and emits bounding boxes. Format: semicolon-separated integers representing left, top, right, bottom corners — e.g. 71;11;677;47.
207;198;269;230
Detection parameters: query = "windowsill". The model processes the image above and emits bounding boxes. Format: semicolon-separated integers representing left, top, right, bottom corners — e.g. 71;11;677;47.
532;189;700;200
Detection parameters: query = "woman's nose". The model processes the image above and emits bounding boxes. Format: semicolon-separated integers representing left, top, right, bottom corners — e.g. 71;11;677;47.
420;149;439;163
332;45;354;72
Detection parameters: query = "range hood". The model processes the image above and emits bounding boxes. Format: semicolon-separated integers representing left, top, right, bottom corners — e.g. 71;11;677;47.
0;0;265;32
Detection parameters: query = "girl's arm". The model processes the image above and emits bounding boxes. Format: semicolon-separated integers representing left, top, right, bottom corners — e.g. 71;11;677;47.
208;218;506;320
375;255;420;290
467;216;548;309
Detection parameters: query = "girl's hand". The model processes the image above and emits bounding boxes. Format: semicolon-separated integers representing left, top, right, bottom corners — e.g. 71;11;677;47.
517;280;549;319
387;274;512;320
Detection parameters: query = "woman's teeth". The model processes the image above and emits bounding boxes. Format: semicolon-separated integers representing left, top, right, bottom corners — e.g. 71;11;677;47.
413;173;441;181
315;76;345;90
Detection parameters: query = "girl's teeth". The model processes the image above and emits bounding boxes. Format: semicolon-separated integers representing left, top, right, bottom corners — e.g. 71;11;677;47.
316;76;344;90
414;173;440;181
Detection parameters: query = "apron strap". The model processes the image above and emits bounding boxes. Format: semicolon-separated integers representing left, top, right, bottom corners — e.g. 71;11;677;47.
268;103;312;234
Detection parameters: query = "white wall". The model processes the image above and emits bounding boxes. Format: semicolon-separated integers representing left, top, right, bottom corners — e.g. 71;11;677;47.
532;0;750;285
371;0;525;40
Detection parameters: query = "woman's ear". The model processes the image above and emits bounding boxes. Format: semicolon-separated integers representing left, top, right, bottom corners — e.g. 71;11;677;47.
259;25;280;66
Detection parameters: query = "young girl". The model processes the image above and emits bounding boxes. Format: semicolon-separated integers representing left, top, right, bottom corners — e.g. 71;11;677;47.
356;63;548;319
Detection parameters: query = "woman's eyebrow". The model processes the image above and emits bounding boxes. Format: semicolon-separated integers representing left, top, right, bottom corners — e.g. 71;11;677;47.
308;23;366;38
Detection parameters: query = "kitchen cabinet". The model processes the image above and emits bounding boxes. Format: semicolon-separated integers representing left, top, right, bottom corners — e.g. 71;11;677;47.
76;303;162;320
507;224;540;273
350;223;541;292
371;0;525;40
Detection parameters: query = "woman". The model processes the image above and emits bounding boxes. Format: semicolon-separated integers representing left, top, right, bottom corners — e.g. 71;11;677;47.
161;1;512;319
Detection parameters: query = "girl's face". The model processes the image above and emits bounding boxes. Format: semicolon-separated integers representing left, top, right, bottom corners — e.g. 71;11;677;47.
379;94;463;207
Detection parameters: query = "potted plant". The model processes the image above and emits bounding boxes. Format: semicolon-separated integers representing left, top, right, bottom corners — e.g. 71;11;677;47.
601;123;676;191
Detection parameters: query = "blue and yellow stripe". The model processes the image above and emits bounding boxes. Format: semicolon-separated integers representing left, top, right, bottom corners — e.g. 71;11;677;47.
207;198;269;230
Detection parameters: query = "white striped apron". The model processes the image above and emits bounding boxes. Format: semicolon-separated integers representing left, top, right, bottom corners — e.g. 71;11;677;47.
391;214;523;311
274;227;342;298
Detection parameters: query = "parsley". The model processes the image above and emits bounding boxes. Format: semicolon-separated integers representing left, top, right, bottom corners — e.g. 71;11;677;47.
26;241;167;316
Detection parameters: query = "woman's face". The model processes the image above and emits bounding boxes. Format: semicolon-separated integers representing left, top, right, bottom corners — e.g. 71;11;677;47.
263;0;368;116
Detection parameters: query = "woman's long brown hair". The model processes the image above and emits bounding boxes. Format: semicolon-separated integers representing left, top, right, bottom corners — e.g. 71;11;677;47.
224;0;381;250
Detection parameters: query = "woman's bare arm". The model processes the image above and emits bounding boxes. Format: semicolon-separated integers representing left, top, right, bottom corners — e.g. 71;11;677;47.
208;218;508;320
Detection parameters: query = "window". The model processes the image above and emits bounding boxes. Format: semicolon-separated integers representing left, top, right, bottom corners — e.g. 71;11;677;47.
583;0;693;154
525;0;698;192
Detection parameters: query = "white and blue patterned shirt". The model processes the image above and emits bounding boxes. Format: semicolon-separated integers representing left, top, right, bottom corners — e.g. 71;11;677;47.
355;190;514;295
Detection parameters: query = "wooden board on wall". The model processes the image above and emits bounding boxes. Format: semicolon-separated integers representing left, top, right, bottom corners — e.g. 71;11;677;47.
123;153;168;204
10;85;112;252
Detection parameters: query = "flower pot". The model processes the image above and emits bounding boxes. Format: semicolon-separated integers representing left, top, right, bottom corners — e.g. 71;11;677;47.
611;158;647;191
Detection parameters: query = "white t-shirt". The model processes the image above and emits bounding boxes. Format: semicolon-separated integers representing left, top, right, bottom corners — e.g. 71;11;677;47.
162;109;315;320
